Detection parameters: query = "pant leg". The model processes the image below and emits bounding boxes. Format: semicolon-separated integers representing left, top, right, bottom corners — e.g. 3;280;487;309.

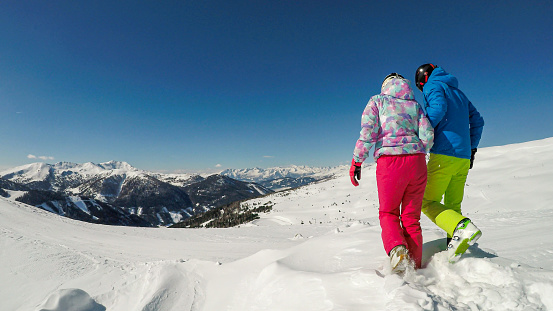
422;154;452;222
376;156;409;255
423;154;468;236
400;154;427;268
444;160;470;214
434;159;470;236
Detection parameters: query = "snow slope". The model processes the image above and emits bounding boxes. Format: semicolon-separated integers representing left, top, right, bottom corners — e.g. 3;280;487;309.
1;138;553;310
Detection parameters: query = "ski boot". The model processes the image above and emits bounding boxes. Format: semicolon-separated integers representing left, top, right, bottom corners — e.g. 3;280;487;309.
389;245;413;274
448;219;482;263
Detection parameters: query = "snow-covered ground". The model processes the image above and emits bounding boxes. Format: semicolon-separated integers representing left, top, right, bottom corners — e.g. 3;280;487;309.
1;138;553;310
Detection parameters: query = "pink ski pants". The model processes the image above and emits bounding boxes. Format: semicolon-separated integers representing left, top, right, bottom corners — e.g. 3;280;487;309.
376;154;427;268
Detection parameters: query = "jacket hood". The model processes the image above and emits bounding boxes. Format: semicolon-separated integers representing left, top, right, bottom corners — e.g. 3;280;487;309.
381;78;415;100
428;67;458;88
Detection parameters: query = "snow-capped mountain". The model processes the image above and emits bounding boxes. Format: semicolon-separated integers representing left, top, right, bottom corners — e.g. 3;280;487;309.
182;174;272;208
1;161;272;226
0;161;141;192
155;173;204;187
220;165;344;190
221;165;339;181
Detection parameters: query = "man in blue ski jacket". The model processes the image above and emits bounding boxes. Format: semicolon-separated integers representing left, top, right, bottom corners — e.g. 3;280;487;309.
415;64;485;262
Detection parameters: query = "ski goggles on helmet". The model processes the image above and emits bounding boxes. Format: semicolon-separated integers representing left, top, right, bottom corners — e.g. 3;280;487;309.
382;73;405;88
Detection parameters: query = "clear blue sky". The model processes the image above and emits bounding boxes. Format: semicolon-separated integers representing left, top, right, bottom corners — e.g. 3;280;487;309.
1;1;552;172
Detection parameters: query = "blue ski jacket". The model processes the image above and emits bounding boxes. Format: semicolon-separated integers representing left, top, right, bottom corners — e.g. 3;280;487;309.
422;67;484;159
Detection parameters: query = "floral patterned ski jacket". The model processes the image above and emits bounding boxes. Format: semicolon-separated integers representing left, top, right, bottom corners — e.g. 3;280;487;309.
353;78;434;163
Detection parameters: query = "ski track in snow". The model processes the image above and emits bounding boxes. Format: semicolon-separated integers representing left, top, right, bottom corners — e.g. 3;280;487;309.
1;138;553;310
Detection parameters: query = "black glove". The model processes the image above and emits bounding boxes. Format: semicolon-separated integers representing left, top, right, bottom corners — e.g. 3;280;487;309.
470;148;477;169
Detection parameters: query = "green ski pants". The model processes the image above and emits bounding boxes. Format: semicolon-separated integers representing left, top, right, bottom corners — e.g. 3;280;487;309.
422;153;470;237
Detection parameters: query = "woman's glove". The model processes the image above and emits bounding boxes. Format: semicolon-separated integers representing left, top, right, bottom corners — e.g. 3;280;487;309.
349;159;362;186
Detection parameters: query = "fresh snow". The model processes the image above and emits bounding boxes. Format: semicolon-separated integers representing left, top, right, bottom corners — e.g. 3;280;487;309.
1;138;553;310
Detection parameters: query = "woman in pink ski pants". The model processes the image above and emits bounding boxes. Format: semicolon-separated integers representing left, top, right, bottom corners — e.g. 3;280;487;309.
349;73;433;269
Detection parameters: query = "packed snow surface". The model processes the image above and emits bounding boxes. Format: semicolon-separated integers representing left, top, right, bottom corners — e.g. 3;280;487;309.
1;138;553;310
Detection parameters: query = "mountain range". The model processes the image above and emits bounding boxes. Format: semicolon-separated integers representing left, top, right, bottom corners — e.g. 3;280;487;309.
0;161;274;227
220;165;342;191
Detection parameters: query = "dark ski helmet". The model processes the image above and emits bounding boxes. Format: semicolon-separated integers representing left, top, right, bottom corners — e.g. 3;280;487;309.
382;72;405;88
415;63;437;91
